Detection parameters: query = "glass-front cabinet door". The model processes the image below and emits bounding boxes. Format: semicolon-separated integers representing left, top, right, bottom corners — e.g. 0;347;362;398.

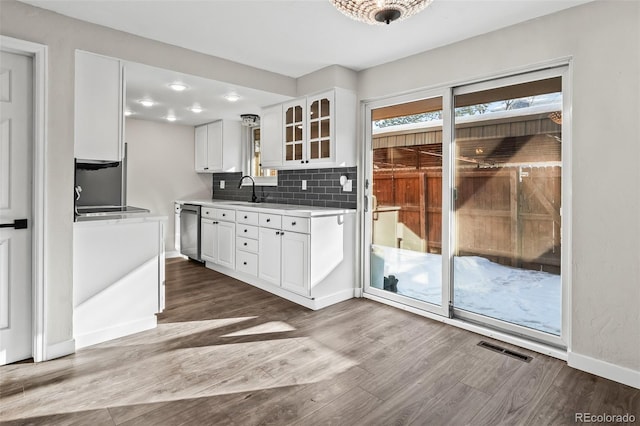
307;91;334;163
283;99;305;165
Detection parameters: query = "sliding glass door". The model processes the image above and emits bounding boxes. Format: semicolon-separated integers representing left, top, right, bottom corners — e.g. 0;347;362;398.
452;69;566;345
364;67;568;347
364;90;451;316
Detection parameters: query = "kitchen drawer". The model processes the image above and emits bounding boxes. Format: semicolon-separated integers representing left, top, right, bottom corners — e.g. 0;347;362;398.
236;224;259;239
236;251;258;277
202;207;215;218
236;210;259;226
282;216;310;234
215;208;235;222
259;213;282;229
237;236;258;253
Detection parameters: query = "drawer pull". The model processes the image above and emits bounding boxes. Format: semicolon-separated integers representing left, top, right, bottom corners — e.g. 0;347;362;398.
266;218;271;222
276;231;280;235
244;229;247;233
291;221;297;226
244;215;248;219
244;242;248;246
222;213;226;217
243;262;247;265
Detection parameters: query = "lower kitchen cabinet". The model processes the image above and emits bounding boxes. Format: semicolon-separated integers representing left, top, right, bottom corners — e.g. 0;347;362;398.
258;227;282;285
280;230;309;296
188;200;356;310
201;208;235;269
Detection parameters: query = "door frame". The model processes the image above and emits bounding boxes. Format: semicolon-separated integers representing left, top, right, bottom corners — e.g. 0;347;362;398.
361;87;451;318
0;36;48;362
450;65;571;349
360;58;573;358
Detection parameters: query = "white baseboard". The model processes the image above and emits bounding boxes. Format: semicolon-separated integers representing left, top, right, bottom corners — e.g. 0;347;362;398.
165;250;183;259
568;351;640;389
74;317;157;349
313;288;356;309
45;338;76;361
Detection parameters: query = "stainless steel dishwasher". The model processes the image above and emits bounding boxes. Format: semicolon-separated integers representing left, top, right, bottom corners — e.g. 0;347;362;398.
180;204;202;262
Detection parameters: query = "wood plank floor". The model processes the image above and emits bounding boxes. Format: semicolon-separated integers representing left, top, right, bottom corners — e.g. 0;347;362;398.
2;258;638;425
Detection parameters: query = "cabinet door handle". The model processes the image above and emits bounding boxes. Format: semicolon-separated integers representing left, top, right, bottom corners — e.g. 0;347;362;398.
244;229;247;233
243;242;248;246
244;215;248;219
305;160;309;163
291;221;296;226
300;160;304;164
280;231;285;236
243;262;247;265
266;218;271;222
276;231;280;235
222;213;226;217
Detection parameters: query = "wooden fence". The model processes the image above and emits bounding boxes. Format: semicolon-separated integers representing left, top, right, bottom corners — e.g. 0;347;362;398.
373;166;561;273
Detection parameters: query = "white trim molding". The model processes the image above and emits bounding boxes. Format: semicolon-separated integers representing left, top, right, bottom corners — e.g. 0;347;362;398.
0;36;49;363
46;339;76;361
568;351;640;389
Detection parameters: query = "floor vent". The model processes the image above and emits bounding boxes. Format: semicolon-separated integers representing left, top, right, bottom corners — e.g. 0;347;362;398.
477;341;533;362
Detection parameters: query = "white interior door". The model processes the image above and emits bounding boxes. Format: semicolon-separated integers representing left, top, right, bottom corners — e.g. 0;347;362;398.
0;50;33;365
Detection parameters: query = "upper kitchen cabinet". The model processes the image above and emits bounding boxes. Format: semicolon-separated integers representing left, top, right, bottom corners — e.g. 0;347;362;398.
195;119;242;173
260;88;356;169
281;88;356;169
259;103;283;169
74;51;124;162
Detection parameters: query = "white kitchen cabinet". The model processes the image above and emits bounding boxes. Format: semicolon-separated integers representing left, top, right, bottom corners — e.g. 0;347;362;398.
258;212;310;296
259;103;283;168
195;119;242;173
187;200;357;310
258;226;282;286
74;50;124;161
201;208;236;268
281;230;309;296
279;88;356;169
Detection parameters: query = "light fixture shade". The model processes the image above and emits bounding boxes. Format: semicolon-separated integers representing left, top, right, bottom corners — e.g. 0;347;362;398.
331;0;433;25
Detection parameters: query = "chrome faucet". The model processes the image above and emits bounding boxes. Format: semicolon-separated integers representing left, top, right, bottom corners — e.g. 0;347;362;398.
238;175;258;203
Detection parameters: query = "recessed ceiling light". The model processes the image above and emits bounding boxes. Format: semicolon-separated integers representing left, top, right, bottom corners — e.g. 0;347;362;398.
189;105;203;113
224;93;240;102
169;82;188;91
166;115;177;122
139;99;154;107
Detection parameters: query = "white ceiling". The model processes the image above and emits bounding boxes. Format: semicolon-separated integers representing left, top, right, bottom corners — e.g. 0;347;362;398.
20;0;593;125
124;61;292;126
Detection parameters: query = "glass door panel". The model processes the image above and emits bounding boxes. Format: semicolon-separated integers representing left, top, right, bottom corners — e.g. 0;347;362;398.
284;104;304;162
368;95;445;310
453;75;563;337
308;96;332;161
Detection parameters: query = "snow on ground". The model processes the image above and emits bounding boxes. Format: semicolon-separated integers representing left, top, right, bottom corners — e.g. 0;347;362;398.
372;245;561;335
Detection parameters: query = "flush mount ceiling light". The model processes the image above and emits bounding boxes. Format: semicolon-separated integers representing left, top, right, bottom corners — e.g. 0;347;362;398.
240;114;260;127
166;115;177;122
331;0;433;25
189;105;203;113
169;82;188;91
138;99;155;107
224;93;240;102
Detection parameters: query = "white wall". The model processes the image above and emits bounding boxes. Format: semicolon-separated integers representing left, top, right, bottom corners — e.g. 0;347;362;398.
0;0;295;350
126;118;210;252
359;0;640;376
